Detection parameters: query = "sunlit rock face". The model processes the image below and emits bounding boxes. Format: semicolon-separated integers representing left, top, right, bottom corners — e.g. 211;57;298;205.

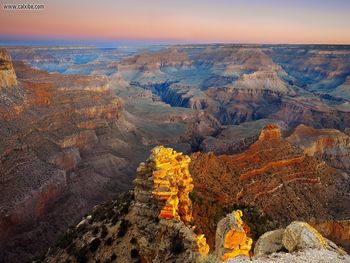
216;210;252;261
0;49;17;88
133;146;209;262
258;123;282;141
287;124;350;171
41;146;349;263
199;119;287;155
282;221;327;252
0;52;128;262
190;124;350;242
152;146;193;223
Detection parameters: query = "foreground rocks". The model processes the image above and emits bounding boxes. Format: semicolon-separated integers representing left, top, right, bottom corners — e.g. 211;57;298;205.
227;249;350;263
234;221;350;263
190;124;350;246
254;221;345;258
45;147;211;263
132;146;209;262
253;229;284;258
215;210;252;261
43;147;349;263
282;221;327;252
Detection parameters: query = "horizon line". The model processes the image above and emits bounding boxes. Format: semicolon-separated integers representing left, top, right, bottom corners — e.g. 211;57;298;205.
1;41;350;48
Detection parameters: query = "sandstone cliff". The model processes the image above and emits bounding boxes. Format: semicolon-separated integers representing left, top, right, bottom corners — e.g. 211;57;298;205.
0;49;224;262
0;58;126;261
200;119;287;155
0;49;17;88
43;147;348;263
44;147;211;263
287;124;350;171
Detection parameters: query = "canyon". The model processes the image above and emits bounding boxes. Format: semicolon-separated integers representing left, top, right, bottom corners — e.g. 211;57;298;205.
0;48;217;262
44;146;349;263
0;44;350;262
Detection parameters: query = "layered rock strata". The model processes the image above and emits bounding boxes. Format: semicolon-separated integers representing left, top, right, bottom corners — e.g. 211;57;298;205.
253;221;346;258
287;124;350;171
0;49;17;88
42;146;349;263
190;124;350;245
133;146;209;262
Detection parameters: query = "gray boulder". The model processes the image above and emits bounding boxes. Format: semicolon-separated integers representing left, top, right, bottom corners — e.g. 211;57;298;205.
254;229;285;258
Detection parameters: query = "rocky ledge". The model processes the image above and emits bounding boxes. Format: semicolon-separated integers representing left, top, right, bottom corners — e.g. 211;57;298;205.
43;146;348;263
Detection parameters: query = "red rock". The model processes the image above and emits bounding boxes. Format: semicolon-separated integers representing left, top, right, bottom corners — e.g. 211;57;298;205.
189;124;350;248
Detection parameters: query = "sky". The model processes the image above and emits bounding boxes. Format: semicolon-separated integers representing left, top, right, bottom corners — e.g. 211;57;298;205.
0;0;350;46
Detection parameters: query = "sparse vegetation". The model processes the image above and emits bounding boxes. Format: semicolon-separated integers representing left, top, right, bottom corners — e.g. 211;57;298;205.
105;237;113;246
89;238;101;252
110;253;117;261
100;224;108;238
74;246;88;263
196;254;220;263
117;219;129;237
92;226;99;235
57;230;75;249
130;248;140;259
170;234;185;255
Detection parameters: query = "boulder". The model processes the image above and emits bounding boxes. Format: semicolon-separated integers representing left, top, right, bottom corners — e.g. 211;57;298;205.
282;221;326;252
254;229;285;258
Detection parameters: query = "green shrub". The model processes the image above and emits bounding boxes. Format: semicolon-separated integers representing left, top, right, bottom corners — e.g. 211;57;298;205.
74;246;88;263
100;225;108;238
130;248;139;259
117;219;129;237
57;232;74;249
105;237;113;246
169;234;185;255
110;253;117;261
89;238;101;252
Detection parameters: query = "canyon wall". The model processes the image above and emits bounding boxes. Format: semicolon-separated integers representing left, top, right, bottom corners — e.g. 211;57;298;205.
0;49;17;88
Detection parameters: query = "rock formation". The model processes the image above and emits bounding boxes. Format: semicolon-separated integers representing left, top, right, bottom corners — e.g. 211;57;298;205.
200;119;287;155
118;45;350;129
282;221;327;252
311;220;350;253
190;124;350;247
42;147;349;263
133;146;209;262
3;44;350;262
215;210;252;261
252;221;347;261
44;147;213;263
0;49;17;88
287;124;350;171
0;48;222;262
257;124;281;141
253;229;285;258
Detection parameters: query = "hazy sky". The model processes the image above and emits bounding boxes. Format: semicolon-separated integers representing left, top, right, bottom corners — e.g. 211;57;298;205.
1;0;350;45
